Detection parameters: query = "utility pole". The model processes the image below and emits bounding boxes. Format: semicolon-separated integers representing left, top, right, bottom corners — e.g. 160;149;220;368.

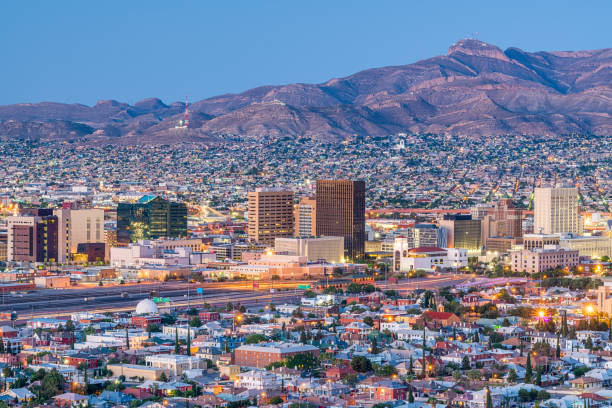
187;270;190;309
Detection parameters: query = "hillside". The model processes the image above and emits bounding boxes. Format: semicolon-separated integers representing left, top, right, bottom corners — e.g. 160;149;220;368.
2;39;612;143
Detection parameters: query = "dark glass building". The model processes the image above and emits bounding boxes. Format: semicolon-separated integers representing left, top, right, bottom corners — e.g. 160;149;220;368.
315;180;366;261
439;214;482;255
116;195;187;243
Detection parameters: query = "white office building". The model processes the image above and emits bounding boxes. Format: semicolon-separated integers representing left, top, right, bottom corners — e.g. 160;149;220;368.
534;187;582;235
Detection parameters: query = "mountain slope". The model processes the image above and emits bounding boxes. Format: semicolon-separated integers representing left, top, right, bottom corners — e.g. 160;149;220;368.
2;39;612;143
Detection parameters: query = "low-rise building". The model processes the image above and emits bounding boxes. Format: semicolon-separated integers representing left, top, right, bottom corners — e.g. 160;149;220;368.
144;354;206;377
511;245;579;273
34;275;71;289
274;236;344;263
393;242;468;272
106;364;169;381
234;369;280;390
234;342;320;369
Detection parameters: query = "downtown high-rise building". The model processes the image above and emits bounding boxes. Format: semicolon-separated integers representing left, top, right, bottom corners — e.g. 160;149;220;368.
438;214;482;255
534;187;581;235
247;189;294;246
54;208;105;262
315;180;365;261
117;195;188;244
471;198;523;249
7;209;58;263
294;196;316;237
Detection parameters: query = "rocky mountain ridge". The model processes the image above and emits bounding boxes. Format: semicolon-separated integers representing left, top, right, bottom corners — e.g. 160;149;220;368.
2;39;612;143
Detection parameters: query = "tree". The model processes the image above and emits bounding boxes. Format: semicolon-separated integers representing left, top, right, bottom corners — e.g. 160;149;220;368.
535;366;542;386
370;337;380;354
408;355;414;375
245;334;267;344
189;316;202;327
585;336;593;350
408;387;414;403
285;353;319;370
556;334;561;359
65;319;75;332
2;366;13;377
561;310;569;337
303;290;316;298
461;356;471;370
422;325;427;352
351;356;372;373
525;353;533;383
363;316;374;327
159;372;168;382
300;330;307;344
161;313;176;325
507;368;517;383
174;329;180;354
186;328;191;356
486;387;493;408
0;339;5;354
40;369;65;400
77;362;89;394
125;327;130;350
375;364;397;377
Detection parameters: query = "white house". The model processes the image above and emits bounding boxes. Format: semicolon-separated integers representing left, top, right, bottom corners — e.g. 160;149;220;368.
234;369;280;390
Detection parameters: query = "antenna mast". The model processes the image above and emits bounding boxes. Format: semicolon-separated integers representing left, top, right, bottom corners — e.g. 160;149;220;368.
184;94;190;128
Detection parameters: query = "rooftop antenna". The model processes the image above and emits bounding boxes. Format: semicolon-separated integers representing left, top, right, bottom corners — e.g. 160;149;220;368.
184;94;190;128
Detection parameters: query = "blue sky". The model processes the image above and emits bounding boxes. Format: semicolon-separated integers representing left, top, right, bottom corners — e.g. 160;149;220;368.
1;1;610;105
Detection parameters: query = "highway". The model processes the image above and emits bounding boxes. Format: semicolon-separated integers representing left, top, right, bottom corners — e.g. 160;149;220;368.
0;275;468;323
0;282;302;319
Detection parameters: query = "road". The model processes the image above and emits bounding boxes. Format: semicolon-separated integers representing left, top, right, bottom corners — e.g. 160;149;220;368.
0;275;467;324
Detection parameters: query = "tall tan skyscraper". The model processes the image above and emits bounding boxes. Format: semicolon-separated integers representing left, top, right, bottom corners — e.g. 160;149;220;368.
315;180;365;260
294;196;316;237
248;189;294;246
534;187;581;235
54;208;105;262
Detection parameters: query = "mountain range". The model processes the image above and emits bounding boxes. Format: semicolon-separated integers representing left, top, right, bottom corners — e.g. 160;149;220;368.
2;39;612;143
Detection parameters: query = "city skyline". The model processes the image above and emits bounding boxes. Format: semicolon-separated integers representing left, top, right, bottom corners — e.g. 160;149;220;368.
0;4;611;407
2;1;612;105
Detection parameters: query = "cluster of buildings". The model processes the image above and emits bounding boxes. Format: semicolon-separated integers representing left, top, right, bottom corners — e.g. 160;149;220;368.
0;178;370;286
0;133;609;213
0;270;612;407
366;187;612;275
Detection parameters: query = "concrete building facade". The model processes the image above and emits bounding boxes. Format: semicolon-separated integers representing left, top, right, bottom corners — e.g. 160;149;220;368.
294;196;316;237
54;208;105;262
7;214;58;263
274;236;344;263
534;187;581;235
511;245;579;274
247;189;294;246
